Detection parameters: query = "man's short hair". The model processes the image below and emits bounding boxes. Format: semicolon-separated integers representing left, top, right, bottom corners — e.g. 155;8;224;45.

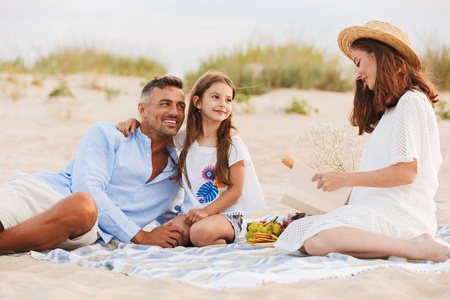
140;75;183;103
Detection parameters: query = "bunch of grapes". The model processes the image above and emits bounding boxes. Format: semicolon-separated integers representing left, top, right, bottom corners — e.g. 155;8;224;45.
245;213;308;242
245;220;282;241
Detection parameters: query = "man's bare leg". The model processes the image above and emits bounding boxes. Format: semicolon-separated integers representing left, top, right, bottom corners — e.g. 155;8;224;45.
303;227;450;263
0;191;97;253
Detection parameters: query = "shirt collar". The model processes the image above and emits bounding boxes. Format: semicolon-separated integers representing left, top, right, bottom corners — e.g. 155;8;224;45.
135;127;178;159
136;127;151;143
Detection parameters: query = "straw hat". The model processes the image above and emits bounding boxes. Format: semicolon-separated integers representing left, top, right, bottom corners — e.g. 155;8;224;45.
337;20;422;71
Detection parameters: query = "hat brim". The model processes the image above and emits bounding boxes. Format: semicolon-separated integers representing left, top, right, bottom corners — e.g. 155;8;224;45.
337;25;422;71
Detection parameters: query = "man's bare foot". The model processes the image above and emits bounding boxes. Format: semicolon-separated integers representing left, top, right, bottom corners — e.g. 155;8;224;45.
409;233;450;262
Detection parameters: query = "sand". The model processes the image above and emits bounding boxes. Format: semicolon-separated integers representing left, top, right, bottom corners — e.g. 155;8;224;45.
1;73;450;299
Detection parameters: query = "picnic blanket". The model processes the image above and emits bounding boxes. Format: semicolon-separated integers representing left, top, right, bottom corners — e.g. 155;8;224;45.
31;216;450;290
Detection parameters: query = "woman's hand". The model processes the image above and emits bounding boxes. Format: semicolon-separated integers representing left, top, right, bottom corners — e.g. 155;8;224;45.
312;159;418;191
117;118;141;137
312;171;348;192
185;208;210;223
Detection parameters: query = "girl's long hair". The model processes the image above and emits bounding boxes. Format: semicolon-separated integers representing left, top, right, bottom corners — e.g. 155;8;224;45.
172;71;236;188
350;38;439;135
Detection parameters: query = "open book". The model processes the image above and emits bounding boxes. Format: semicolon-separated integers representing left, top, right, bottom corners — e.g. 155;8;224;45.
281;160;351;215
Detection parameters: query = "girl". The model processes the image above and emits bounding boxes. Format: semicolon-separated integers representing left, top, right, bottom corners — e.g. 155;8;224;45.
118;71;266;247
275;21;450;262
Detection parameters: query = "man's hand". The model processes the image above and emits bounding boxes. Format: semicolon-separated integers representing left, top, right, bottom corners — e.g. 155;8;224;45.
131;221;183;248
185;208;210;223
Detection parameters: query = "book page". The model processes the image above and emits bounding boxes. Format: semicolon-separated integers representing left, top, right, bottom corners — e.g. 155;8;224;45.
281;161;351;215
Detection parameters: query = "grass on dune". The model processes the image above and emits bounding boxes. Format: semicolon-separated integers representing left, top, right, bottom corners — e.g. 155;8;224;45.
422;45;450;91
1;40;450;102
0;47;167;79
184;42;354;100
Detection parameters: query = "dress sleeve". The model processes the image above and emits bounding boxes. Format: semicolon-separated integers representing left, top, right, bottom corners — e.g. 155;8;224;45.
227;135;267;214
228;135;252;167
389;92;429;166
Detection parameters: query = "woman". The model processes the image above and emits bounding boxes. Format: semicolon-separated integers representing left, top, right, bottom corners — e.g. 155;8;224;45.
274;20;450;262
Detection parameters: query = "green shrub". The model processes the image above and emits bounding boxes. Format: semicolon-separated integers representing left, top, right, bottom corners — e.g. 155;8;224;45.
105;87;121;100
436;100;450;120
49;80;74;98
285;97;318;115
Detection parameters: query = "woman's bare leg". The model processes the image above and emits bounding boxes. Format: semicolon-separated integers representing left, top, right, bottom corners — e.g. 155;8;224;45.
303;227;450;262
0;191;97;253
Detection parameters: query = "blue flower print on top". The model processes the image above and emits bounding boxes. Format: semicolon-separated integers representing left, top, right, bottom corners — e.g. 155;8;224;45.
197;181;218;203
201;165;215;182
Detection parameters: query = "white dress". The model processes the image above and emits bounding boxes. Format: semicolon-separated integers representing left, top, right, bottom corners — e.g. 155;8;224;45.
275;90;442;253
174;128;266;216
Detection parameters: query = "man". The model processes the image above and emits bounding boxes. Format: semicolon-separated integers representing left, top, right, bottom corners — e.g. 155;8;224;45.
0;75;185;253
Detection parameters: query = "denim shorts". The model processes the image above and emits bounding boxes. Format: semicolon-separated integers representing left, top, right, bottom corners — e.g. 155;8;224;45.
220;212;243;243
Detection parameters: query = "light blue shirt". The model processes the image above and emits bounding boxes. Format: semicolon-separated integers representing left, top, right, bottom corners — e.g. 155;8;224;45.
34;121;182;245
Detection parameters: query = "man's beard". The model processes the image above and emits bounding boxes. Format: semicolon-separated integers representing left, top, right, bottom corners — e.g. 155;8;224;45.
148;122;178;138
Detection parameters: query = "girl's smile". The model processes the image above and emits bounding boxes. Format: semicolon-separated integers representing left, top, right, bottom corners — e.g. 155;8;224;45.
196;82;233;123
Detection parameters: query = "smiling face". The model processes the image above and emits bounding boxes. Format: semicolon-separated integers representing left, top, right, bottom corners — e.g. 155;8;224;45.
139;86;185;138
195;82;233;125
351;48;377;91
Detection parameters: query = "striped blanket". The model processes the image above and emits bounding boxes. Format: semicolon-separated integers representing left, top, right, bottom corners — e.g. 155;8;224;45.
31;218;450;290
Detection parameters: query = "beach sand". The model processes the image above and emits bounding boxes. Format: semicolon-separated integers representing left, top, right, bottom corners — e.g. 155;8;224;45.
1;74;450;299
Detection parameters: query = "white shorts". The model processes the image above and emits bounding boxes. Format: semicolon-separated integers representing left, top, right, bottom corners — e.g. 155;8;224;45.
0;172;99;250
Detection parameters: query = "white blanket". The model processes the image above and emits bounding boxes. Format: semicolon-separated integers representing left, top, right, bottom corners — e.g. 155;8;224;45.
31;217;450;290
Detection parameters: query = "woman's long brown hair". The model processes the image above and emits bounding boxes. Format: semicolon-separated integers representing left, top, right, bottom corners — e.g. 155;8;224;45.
350;38;439;135
172;71;236;188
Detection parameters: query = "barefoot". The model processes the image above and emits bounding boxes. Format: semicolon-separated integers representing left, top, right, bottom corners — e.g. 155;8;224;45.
409;233;450;263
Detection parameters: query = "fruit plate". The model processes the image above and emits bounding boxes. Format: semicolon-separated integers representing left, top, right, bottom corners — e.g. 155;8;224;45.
245;241;275;248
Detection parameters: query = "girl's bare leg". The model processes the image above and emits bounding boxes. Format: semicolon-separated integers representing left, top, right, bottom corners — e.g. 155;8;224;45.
190;214;235;247
0;191;97;253
171;215;193;246
303;227;450;263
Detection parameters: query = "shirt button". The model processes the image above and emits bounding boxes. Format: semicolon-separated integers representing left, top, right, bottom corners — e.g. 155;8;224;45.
141;187;143;189
147;154;150;157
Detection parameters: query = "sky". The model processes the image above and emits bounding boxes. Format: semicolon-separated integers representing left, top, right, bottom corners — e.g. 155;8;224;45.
1;0;449;76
